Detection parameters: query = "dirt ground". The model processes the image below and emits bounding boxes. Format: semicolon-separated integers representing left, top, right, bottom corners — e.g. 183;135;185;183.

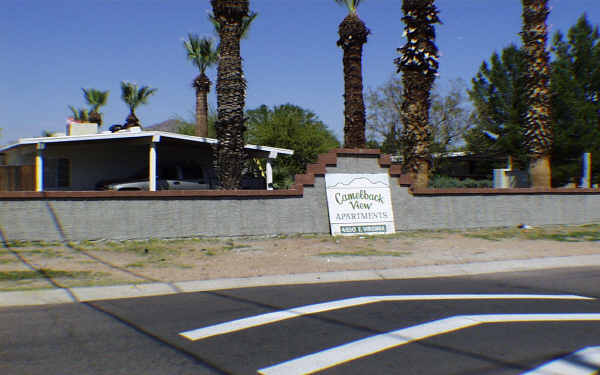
2;225;600;291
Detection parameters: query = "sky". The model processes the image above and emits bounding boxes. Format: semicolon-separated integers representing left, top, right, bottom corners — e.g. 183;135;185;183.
1;0;599;144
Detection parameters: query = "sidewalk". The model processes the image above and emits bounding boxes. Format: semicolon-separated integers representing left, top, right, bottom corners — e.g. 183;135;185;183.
3;252;600;308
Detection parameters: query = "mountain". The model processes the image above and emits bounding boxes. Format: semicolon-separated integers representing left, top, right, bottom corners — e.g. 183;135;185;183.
145;119;183;133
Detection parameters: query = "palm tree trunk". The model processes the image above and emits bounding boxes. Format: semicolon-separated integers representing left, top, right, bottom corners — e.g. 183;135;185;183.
212;0;249;189
397;0;440;188
522;0;553;188
194;73;211;138
338;14;369;149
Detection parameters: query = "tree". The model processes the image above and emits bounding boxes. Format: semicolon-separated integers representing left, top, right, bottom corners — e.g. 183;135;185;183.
395;0;441;188
366;76;472;157
246;104;340;188
183;34;218;138
68;105;90;123
172;108;217;138
82;88;109;126
521;0;553;187
120;82;157;129
211;0;254;189
335;0;370;148
551;14;600;186
468;15;600;186
466;45;530;168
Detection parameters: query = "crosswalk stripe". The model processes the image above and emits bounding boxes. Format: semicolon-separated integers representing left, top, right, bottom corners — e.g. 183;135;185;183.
522;346;600;375
257;314;600;375
179;294;592;341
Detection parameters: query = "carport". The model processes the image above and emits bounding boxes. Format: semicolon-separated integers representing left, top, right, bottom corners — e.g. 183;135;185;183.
0;130;293;191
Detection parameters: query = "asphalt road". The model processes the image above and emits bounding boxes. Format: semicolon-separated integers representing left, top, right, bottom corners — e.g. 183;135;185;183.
2;267;600;375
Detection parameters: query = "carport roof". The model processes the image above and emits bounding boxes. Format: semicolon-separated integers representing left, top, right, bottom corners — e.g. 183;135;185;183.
0;130;294;157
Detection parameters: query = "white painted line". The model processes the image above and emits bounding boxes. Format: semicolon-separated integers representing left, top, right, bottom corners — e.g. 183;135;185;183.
521;346;600;375
178;294;592;341
257;314;600;375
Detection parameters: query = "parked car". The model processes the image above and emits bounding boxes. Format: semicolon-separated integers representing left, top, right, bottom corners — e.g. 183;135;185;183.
96;165;213;191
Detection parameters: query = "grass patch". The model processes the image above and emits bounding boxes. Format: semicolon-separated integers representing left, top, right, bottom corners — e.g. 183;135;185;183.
5;240;61;248
319;250;412;257
0;269;101;281
0;258;17;264
223;242;252;251
72;239;177;257
125;262;146;268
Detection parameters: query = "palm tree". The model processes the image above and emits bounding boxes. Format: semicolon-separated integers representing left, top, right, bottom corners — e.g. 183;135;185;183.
395;0;440;188
120;82;157;129
335;0;370;149
183;34;218;138
82;88;109;126
210;0;253;189
68;106;90;123
521;0;553;188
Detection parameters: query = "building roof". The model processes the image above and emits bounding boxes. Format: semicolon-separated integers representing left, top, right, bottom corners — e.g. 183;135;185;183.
0;130;294;158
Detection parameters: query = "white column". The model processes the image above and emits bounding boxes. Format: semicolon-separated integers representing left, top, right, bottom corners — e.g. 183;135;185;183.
580;152;591;188
266;159;274;190
35;143;45;192
149;141;157;191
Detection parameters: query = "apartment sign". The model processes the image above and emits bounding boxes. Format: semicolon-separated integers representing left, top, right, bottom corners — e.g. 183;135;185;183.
325;173;395;236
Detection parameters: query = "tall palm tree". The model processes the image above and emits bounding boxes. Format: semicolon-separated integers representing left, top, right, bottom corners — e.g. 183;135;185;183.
183;34;218;138
335;0;370;149
395;0;440;188
210;0;253;189
521;0;553;188
120;82;157;129
82;88;109;126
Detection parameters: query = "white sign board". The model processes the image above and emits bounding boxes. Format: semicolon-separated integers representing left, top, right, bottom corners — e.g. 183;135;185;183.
325;173;395;236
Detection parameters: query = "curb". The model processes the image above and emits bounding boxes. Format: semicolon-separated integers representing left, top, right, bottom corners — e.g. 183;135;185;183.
3;254;600;308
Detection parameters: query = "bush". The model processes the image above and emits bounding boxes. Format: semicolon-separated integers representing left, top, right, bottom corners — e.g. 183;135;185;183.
428;175;493;188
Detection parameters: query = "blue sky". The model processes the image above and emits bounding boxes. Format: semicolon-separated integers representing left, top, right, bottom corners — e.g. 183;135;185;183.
1;0;598;144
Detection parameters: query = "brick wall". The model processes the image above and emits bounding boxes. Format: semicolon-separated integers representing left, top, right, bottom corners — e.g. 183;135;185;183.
1;149;599;241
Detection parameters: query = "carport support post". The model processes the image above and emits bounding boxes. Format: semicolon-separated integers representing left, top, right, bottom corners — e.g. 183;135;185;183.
35;143;45;192
149;136;159;191
266;153;275;190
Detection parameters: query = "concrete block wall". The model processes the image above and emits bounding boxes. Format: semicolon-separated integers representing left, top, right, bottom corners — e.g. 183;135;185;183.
1;148;600;241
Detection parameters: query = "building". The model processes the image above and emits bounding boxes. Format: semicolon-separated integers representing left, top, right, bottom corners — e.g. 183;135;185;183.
0;123;293;191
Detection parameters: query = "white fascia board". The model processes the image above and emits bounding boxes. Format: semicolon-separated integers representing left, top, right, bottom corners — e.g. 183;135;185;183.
245;144;294;157
2;130;293;157
0;142;21;153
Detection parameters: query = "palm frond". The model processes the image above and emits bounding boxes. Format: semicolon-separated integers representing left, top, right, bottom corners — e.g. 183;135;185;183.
208;10;257;40
68;105;90;122
208;12;220;35
334;0;362;13
120;81;157;114
241;11;258;39
82;88;109;112
183;33;219;73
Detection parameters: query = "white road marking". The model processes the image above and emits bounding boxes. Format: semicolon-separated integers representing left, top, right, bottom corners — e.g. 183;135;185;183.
257;314;600;375
179;294;592;341
521;346;600;375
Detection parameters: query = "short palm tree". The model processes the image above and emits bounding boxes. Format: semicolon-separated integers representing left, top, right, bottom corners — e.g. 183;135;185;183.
210;0;253;189
120;82;157;129
68;106;90;123
521;0;553;188
82;88;109;126
335;0;370;149
183;34;218;138
395;0;440;188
